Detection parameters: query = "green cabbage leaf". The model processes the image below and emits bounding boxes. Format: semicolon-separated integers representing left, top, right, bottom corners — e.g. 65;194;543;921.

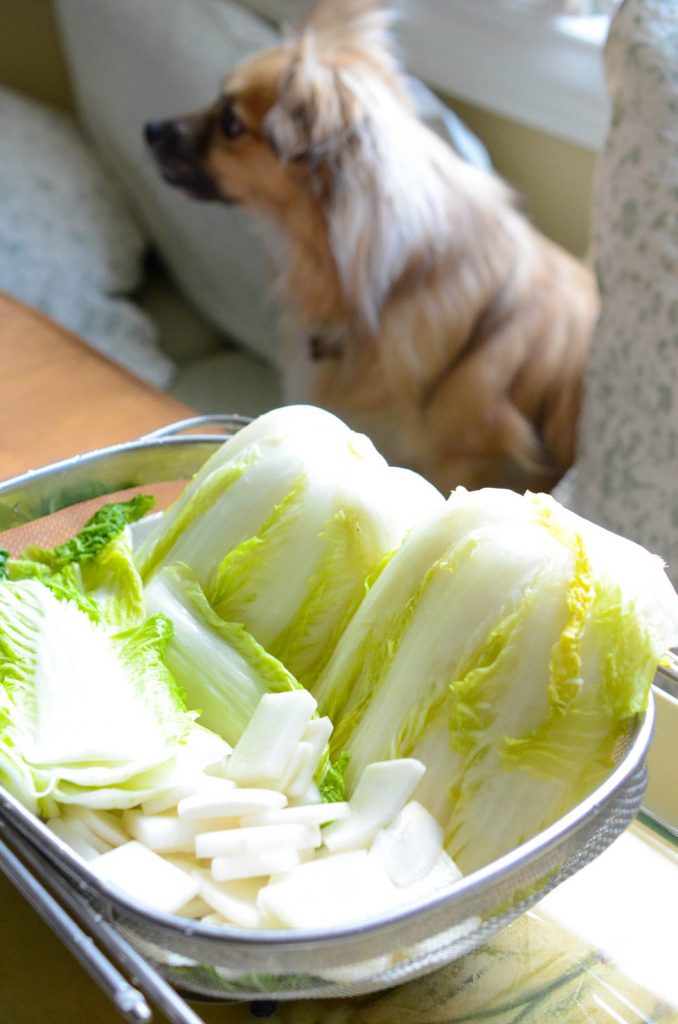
7;496;153;631
0;577;226;816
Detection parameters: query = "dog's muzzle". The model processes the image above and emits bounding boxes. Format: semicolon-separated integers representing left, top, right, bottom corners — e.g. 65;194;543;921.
144;117;222;201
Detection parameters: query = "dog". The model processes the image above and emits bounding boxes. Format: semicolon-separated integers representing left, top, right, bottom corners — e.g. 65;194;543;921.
144;0;598;494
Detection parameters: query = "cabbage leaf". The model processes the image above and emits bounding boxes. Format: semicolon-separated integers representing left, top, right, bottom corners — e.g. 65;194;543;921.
0;578;225;815
144;564;302;746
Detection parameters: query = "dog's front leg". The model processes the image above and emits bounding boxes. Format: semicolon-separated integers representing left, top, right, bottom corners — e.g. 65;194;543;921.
277;323;346;404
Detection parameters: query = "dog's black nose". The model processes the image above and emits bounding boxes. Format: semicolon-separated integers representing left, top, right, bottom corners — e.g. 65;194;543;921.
144;119;180;148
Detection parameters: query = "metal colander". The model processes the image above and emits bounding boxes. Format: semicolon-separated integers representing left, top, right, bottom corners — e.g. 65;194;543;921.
0;416;656;1005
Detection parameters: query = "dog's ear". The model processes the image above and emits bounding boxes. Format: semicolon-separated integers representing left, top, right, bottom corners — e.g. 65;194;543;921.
264;48;354;160
302;0;394;53
264;0;398;160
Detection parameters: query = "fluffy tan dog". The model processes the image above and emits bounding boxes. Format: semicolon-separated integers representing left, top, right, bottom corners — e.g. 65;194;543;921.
145;0;598;493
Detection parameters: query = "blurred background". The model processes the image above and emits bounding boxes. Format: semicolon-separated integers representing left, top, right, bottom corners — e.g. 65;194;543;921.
0;0;610;417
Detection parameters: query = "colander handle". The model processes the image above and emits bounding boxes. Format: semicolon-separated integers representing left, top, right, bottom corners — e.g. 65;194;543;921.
135;414;252;441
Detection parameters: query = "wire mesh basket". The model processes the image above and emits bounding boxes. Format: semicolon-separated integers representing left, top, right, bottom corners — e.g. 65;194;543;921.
0;417;657;1004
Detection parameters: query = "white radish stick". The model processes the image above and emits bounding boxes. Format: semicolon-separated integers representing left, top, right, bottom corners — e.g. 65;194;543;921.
278;741;314;795
322;759;426;852
396;851;464;902
57;815;110;855
195;823;320;859
142;774;235;816
123;810;231;854
257;850;397;929
226;691;317;786
47;818;101;862
64;807;129;849
369;801;444;887
211;848;301;882
241;802;350;828
286;717;334;799
193;870;263;929
91;841;199;914
178;787;287;821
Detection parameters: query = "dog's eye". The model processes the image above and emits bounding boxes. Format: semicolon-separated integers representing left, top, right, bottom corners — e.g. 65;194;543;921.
220;103;245;140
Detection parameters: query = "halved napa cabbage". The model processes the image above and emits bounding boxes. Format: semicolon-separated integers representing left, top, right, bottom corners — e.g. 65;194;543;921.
314;488;678;872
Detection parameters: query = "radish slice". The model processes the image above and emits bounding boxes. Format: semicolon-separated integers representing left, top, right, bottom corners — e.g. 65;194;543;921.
64;808;129;849
142;774;235;816
226;691;317;786
370;801;444;887
286;717;334;799
47;818;101;861
395;851;463;906
211;848;301;882
278;741;314;795
178;787;286;820
292;782;322;805
322;759;426;852
57;815;110;855
195;822;320;859
122;810;229;854
241;802;350;828
91;841;199;914
257;851;397;929
194;870;263;929
141;784;202;817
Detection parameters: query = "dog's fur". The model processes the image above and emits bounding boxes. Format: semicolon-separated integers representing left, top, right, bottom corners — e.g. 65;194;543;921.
145;0;598;493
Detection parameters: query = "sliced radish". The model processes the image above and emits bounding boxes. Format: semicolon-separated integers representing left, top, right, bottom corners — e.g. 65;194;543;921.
141;784;201;817
394;850;463;907
195;822;319;859
257;850;397;929
291;781;322;806
322;759;426;853
64;807;129;849
47;818;101;861
278;741;314;795
370;801;443;887
58;814;111;855
122;810;224;854
211;847;301;882
142;774;236;816
226;691;317;787
194;870;263;929
90;841;199;914
178;787;286;820
286;717;334;799
241;802;350;828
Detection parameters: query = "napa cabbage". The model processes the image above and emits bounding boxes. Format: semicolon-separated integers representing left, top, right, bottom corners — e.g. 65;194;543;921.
314;488;678;873
136;405;444;689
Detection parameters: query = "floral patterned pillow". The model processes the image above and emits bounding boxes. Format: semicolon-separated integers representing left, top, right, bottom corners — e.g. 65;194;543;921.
0;86;174;388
